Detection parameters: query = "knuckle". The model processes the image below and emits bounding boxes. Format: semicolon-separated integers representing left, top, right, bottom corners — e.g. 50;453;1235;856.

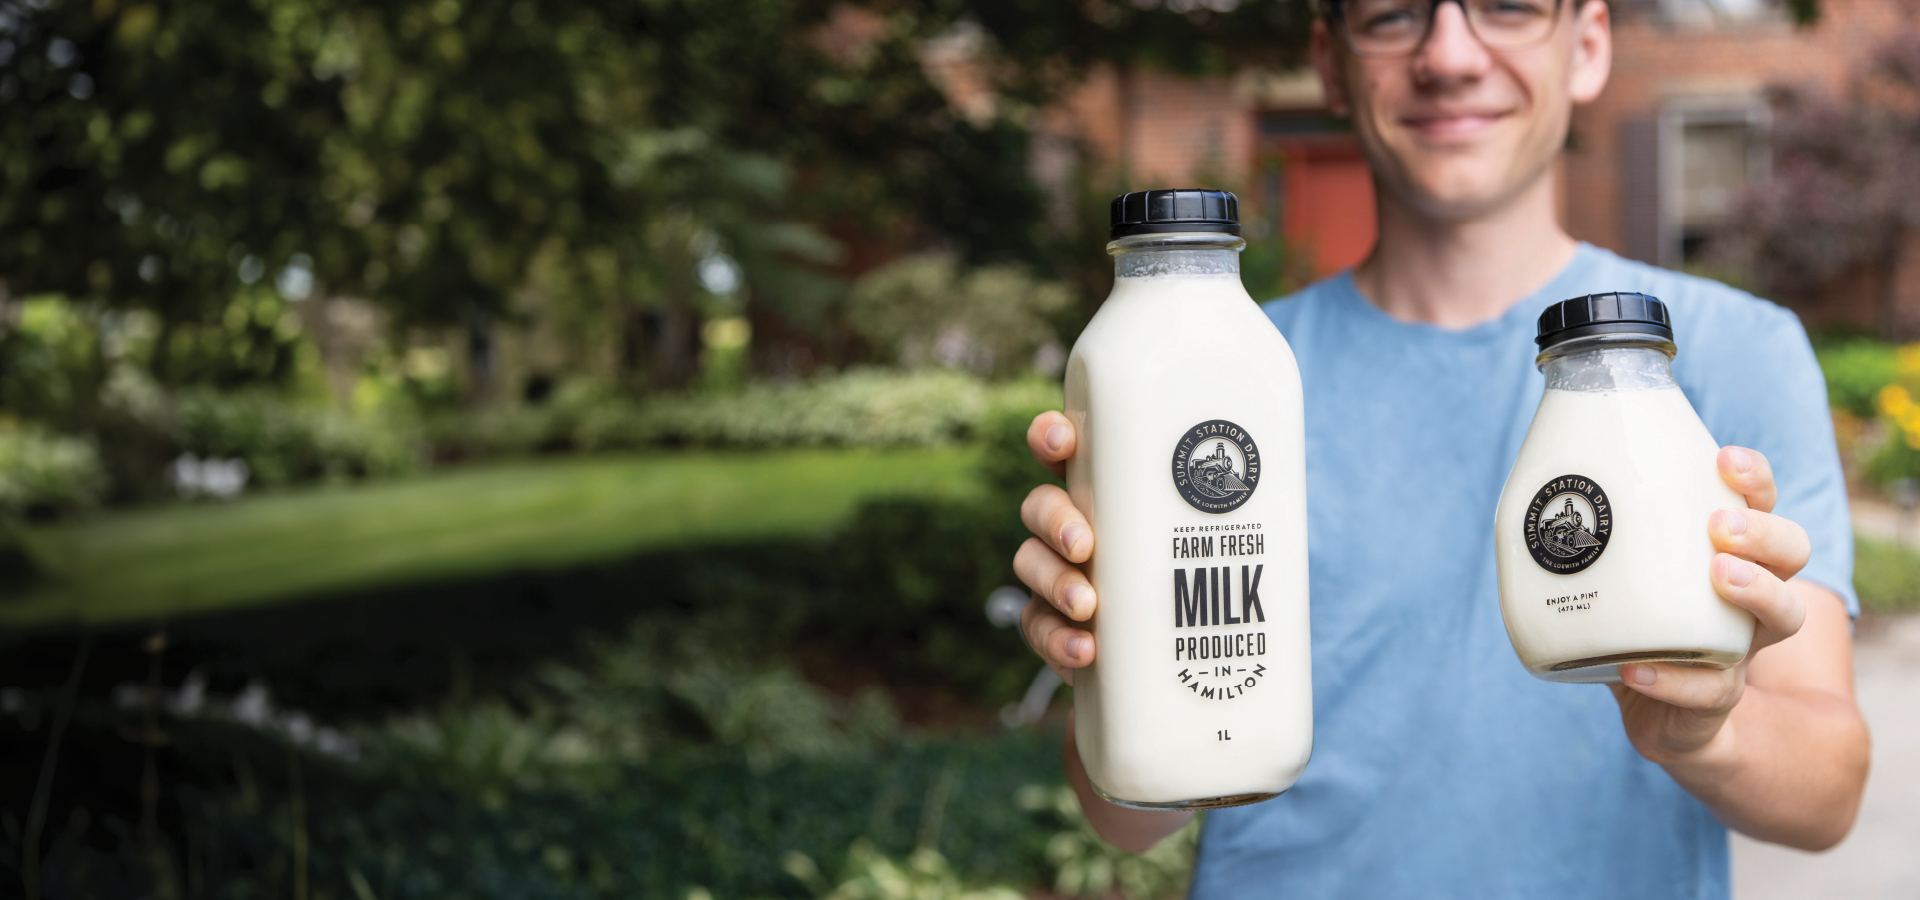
1013;537;1047;570
1044;566;1070;605
1022;601;1058;638
1020;484;1055;518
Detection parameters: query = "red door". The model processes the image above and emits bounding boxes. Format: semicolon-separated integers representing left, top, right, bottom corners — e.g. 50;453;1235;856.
1281;142;1376;278
1256;114;1378;280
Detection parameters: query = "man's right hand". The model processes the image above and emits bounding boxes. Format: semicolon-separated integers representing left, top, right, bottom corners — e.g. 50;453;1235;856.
1016;410;1098;684
1017;411;1198;850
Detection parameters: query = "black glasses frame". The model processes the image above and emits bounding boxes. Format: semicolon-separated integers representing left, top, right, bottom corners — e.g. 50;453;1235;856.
1327;0;1569;58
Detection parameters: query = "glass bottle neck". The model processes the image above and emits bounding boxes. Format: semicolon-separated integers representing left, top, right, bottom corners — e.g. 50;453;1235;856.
1538;335;1678;392
1108;232;1244;279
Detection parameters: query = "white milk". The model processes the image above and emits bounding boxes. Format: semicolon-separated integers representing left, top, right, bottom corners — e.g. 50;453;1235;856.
1065;230;1310;808
1495;340;1754;684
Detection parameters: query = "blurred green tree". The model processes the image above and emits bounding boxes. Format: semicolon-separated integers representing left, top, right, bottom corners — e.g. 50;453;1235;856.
1;0;1320;393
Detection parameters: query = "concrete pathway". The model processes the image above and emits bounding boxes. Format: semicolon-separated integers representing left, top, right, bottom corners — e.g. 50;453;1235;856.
1851;497;1920;547
1731;612;1920;899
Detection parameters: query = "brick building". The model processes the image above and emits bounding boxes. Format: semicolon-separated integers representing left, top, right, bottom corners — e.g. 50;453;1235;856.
1038;0;1920;319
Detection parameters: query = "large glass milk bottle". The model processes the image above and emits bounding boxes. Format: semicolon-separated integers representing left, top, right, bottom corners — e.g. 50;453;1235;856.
1495;293;1755;683
1064;190;1310;809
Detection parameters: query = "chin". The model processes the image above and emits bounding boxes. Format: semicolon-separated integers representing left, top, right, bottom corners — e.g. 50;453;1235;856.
1399;170;1521;223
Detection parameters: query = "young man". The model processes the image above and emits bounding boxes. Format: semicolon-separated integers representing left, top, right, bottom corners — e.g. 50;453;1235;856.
1012;0;1871;895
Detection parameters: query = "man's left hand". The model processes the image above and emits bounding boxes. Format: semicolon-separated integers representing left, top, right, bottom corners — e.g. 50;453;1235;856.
1608;445;1811;764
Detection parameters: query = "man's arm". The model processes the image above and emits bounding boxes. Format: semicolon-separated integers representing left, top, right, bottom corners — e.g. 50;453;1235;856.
1061;713;1194;853
1609;448;1870;851
1659;582;1868;849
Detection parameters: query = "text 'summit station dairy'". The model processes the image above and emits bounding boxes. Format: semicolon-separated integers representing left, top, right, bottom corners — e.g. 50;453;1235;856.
1495;293;1754;684
1065;190;1310;808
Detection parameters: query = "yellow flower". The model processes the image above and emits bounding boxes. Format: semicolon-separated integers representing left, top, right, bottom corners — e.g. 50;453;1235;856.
1880;383;1915;417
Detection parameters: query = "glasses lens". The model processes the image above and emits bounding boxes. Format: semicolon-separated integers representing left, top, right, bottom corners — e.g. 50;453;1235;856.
1341;0;1431;56
1338;0;1562;56
1466;0;1560;47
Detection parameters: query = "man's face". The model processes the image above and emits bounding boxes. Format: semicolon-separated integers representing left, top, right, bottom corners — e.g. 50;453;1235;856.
1311;0;1611;223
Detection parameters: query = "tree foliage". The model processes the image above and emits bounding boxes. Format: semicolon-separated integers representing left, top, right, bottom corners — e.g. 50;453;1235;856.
1;0;1316;388
1715;36;1920;327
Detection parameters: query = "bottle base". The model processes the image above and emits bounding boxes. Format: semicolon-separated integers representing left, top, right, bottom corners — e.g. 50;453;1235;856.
1090;783;1282;811
1530;648;1742;684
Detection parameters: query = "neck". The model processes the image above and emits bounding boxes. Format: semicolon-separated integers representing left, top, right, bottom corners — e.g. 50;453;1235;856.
1350;172;1579;329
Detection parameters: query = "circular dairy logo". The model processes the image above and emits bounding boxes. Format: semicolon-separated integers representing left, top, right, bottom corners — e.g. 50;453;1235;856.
1524;475;1612;573
1171;420;1260;514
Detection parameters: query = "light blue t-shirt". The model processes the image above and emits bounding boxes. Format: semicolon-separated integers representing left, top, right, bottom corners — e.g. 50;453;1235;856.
1192;243;1854;900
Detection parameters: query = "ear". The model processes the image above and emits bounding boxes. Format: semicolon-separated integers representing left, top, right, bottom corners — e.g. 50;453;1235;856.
1311;19;1353;116
1568;0;1612;105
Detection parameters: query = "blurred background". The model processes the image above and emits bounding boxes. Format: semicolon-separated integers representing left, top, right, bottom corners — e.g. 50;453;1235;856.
0;0;1917;896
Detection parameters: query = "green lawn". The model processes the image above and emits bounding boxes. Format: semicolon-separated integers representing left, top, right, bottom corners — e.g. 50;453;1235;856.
1;447;981;627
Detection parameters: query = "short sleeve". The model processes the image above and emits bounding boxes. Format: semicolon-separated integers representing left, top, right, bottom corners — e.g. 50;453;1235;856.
1673;301;1858;617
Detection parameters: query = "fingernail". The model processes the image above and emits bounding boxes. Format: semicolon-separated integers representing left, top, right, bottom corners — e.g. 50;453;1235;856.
1716;509;1749;536
1046;424;1070;453
1064;583;1094;618
1625;664;1656;686
1065;635;1091;661
1728;447;1754;473
1061;523;1088;557
1724;558;1755;588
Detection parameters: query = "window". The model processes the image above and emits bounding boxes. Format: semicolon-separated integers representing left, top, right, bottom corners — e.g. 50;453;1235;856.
1659;100;1769;266
1656;0;1787;26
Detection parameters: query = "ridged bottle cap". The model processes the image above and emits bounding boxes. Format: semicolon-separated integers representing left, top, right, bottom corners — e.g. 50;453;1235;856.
1536;292;1673;349
1110;189;1240;239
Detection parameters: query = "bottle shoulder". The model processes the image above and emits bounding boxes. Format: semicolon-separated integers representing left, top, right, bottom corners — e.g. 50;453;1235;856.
1071;283;1295;370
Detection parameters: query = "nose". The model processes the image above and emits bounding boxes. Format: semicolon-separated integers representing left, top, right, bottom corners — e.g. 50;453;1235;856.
1411;1;1493;84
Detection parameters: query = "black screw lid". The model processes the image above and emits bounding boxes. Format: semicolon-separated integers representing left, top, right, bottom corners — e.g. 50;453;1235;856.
1110;189;1240;239
1536;292;1673;349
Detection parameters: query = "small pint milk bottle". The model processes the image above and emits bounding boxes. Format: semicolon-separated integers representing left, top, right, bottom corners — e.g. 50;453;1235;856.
1495;293;1755;683
1064;190;1310;809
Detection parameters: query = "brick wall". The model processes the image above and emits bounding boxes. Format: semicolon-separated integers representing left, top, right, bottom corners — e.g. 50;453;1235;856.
1566;0;1914;259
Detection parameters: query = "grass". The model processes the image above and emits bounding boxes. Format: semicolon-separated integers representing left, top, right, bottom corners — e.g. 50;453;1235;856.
1853;537;1920;613
0;447;981;627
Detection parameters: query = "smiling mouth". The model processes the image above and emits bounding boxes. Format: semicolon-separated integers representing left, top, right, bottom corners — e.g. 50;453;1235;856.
1402;113;1509;139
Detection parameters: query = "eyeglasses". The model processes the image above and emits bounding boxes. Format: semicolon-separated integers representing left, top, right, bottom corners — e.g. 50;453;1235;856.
1330;0;1567;58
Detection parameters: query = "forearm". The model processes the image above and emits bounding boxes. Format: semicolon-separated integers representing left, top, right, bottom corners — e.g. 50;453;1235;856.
1061;720;1193;853
1660;682;1869;850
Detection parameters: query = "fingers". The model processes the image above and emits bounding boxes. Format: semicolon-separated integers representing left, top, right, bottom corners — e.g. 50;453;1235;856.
1028;411;1077;479
1022;484;1093;564
1711;551;1807;650
1022;595;1093;685
1708;507;1810;582
1015;537;1096;622
1717;446;1776;513
1615;660;1744;716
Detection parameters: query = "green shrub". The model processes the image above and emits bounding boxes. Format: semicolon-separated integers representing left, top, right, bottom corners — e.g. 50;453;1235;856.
1866;432;1920;487
173;389;420;486
1816;339;1898;419
977;379;1065;505
0;422;106;518
111;721;1065;899
787;840;1025;900
369;609;903;799
591;369;993;450
421;371;1054;460
1018;784;1199;900
848;255;1071;379
0;521;45;585
825;497;1037;702
1854;538;1920;613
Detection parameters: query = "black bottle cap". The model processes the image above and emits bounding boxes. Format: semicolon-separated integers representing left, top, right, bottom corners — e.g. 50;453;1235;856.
1110;189;1241;239
1536;292;1673;349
